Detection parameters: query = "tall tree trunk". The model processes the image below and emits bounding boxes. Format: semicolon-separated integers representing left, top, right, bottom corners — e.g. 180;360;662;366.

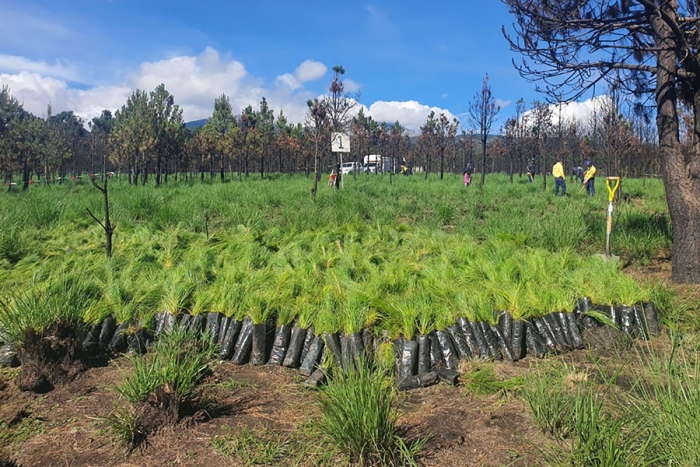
220;154;225;183
312;138;319;200
480;138;487;187
260;151;265;180
509;155;514;183
22;158;30;191
87;173;114;259
654;11;700;283
540;139;547;192
156;155;162;186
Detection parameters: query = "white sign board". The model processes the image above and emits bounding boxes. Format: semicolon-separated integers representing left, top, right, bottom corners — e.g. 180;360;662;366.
331;132;350;153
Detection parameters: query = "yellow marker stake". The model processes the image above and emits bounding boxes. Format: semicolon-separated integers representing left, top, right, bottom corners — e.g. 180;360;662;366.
604;177;621;259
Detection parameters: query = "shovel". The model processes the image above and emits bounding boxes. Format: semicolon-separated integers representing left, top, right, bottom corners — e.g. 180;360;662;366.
599;177;620;261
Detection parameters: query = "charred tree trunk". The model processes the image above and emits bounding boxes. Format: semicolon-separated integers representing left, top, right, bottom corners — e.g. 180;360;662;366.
311;138;320;200
87;173;115;259
480;138;487;187
440;146;445;180
654;12;700;283
509;155;514;183
22;158;30;191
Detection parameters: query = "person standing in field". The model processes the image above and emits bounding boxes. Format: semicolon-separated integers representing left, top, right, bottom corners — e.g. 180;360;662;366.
463;170;471;187
583;160;596;196
553;158;566;196
527;158;535;183
572;165;584;184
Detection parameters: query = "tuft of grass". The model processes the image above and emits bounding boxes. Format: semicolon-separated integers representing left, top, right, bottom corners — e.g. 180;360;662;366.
101;404;138;449
524;360;659;466
462;363;524;396
211;425;293;466
317;361;425;466
0;228;26;265
105;326;217;451
522;363;589;439
627;347;700;465
115;326;216;405
0;273;99;345
24;195;64;229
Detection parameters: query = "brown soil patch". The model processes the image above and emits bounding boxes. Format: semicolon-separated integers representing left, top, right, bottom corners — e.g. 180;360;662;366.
0;356;559;467
401;381;549;467
625;257;673;283
15;321;86;393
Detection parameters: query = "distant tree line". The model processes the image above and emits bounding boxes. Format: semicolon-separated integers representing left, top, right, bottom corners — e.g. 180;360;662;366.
1;72;666;190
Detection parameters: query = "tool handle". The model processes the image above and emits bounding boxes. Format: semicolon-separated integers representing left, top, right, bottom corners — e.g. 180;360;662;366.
606;177;620;202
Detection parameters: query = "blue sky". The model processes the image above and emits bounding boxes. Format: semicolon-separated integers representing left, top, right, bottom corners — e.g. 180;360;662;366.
0;0;592;131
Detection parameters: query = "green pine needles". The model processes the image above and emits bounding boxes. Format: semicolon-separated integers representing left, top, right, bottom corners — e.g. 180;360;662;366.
0;175;666;346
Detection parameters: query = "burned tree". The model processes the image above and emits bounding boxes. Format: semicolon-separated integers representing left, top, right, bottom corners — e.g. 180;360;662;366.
503;0;700;283
306;98;330;200
437;113;460;180
87;173;115;259
469;74;500;188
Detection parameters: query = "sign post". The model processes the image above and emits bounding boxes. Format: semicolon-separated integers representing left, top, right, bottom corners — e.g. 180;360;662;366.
331;133;350;189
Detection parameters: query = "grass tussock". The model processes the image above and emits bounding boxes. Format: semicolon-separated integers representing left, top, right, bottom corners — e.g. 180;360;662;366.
0;273;99;346
106;326;216;451
462;363;524;396
522;347;700;466
317;361;425;466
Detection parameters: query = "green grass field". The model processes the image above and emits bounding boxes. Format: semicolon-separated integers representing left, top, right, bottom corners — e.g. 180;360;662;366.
0;173;672;341
7;172;700;467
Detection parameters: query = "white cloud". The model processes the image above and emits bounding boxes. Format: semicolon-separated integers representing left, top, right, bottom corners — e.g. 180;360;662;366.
344;79;361;93
0;48;319;123
0;71;132;119
366;100;459;130
553;96;611;125
275;60;327;90
0;54;79;82
0;48;459;131
275;73;299;89
520;96;612;129
0;72;69;117
495;98;511;110
295;60;327;83
441;93;448;99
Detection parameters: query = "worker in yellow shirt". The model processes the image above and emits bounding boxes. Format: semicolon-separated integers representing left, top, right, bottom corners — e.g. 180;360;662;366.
583;160;597;196
552;158;566;196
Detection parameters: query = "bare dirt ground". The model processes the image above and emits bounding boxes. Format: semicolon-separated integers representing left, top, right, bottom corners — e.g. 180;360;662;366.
0;354;559;467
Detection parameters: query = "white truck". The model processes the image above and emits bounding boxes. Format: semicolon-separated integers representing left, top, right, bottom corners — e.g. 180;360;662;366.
362;155;392;173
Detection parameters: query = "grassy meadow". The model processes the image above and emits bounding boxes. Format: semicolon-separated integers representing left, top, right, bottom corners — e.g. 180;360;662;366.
8;172;700;466
0;172;672;340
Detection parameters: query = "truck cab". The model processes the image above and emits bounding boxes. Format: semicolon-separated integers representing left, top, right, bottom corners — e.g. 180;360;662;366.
362;155;385;173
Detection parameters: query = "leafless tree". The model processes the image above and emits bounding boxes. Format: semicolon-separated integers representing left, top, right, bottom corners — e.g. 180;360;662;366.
305;98;329;200
469;74;501;187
